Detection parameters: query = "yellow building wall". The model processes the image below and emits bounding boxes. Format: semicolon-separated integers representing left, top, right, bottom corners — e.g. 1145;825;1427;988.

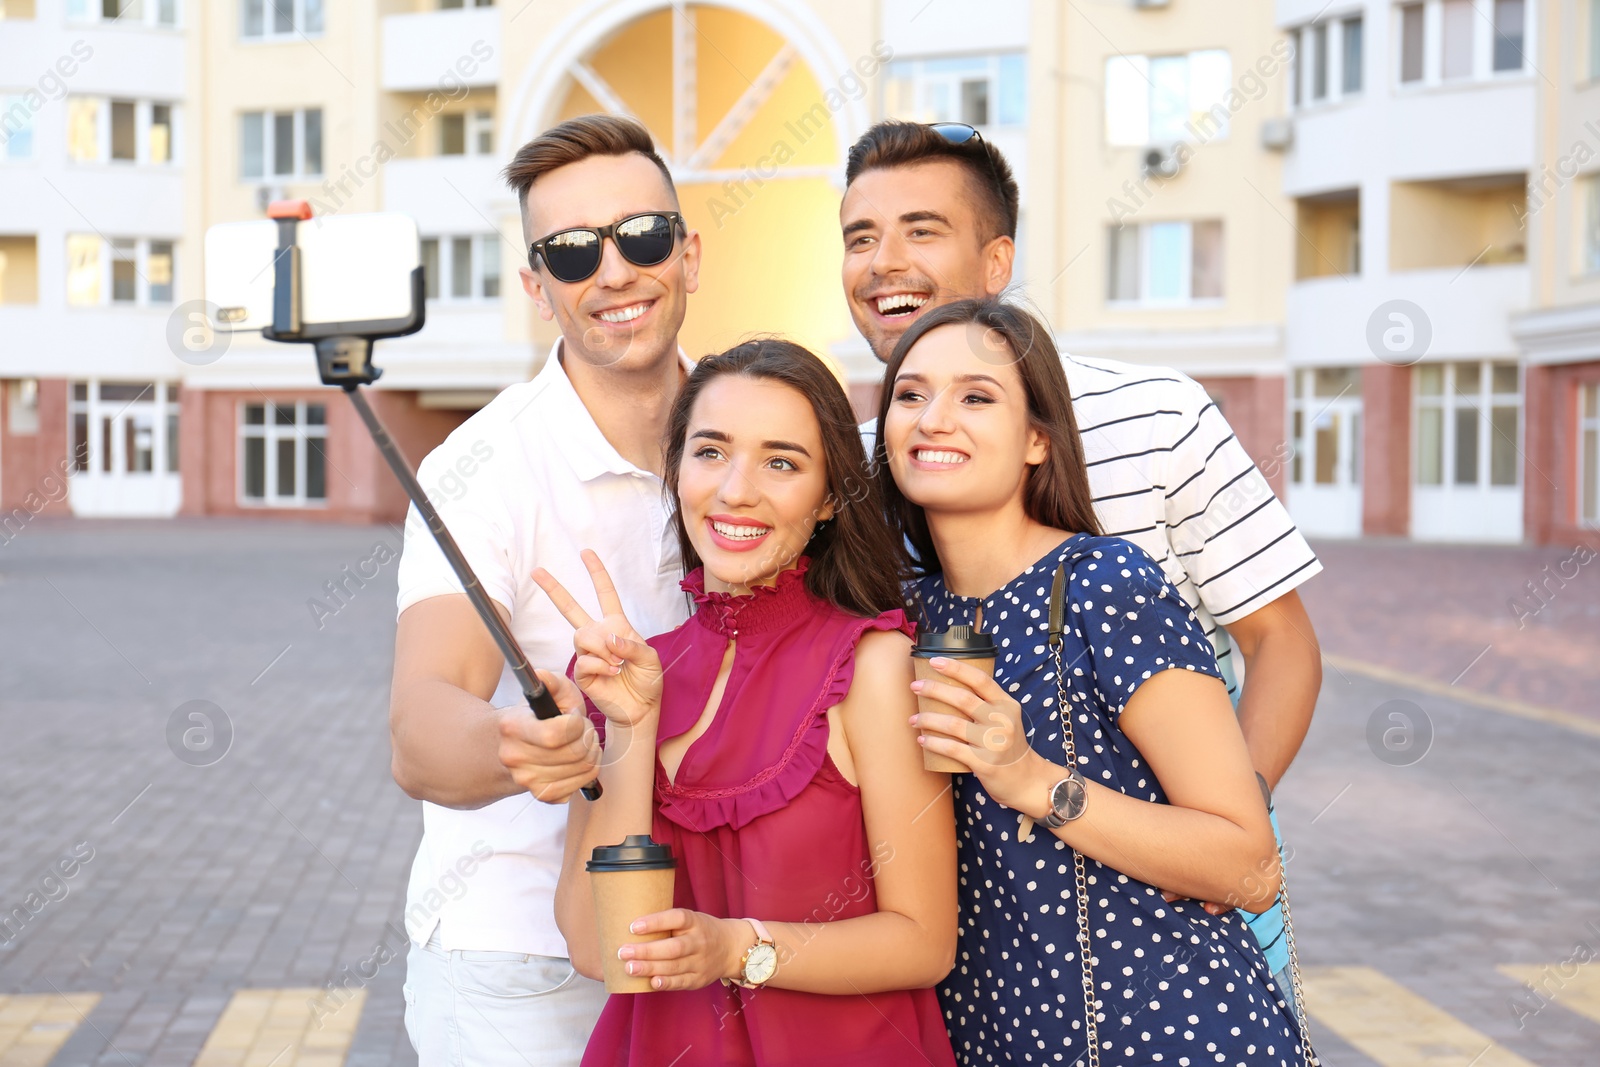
536;3;864;366
1041;0;1291;334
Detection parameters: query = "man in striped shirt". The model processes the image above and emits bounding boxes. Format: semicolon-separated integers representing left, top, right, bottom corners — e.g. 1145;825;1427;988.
840;121;1323;1009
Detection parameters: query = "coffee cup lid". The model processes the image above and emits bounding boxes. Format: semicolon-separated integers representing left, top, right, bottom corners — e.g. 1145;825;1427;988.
587;834;677;872
912;624;997;657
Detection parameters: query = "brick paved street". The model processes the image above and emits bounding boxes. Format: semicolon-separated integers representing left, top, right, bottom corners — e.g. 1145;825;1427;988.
1;520;1597;1066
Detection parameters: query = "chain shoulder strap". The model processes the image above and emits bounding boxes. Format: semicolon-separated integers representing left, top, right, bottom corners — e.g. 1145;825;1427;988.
1046;563;1100;1067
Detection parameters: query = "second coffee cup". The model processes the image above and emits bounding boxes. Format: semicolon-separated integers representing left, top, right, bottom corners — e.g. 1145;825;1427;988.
587;834;677;994
911;624;998;773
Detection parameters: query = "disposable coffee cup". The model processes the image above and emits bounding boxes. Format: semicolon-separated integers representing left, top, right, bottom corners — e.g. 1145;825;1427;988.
587;834;677;994
912;625;998;773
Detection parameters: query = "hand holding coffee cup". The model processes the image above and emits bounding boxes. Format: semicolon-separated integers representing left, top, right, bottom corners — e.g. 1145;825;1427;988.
911;654;1054;816
910;625;998;773
588;835;678;993
533;549;664;727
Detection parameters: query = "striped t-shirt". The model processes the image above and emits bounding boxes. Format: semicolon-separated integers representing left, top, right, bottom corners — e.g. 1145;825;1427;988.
863;352;1322;698
1060;353;1322;698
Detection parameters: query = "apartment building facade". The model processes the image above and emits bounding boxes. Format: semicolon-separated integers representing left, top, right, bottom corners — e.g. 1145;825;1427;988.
0;0;1593;545
1276;0;1541;543
1511;0;1600;547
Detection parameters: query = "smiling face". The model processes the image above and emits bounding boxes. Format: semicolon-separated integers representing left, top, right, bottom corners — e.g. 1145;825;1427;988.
519;152;700;374
840;160;1013;362
883;321;1047;520
676;375;834;593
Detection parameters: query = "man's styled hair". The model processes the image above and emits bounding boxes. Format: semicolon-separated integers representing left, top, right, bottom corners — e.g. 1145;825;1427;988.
502;114;678;250
844;120;1019;241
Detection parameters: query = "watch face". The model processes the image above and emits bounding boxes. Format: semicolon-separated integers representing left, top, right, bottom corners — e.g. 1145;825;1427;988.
1054;775;1088;821
744;942;778;985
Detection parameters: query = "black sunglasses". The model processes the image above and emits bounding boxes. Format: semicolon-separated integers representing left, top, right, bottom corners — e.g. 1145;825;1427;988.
528;211;685;283
926;122;1009;221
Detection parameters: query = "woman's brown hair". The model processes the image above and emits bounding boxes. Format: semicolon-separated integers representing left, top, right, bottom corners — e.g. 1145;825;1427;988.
664;338;910;618
873;298;1101;575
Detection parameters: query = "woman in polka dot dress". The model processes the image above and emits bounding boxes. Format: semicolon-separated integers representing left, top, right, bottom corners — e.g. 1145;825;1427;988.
873;299;1311;1067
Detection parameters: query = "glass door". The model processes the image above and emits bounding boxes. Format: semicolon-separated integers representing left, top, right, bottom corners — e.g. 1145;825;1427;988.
67;380;182;517
1411;361;1523;542
1287;367;1363;537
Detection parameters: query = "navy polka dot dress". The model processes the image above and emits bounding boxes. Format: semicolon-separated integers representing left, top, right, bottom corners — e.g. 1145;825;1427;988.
914;534;1304;1067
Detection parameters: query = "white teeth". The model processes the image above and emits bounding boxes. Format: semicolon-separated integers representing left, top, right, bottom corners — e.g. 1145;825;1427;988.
915;449;968;465
876;293;929;315
712;520;770;540
598;302;649;323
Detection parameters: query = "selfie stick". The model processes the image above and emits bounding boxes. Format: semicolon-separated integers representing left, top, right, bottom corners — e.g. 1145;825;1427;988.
259;199;601;801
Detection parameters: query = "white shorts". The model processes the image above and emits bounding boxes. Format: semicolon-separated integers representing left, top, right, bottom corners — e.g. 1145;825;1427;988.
403;931;609;1067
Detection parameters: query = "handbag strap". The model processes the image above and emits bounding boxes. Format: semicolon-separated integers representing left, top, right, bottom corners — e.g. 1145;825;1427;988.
1047;561;1316;1067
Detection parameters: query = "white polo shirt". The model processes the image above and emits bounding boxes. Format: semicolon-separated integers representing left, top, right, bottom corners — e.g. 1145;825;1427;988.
395;338;692;957
863;352;1321;699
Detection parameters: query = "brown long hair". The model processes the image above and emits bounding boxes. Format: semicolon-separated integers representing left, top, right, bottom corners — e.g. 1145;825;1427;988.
664;339;909;618
873;298;1101;575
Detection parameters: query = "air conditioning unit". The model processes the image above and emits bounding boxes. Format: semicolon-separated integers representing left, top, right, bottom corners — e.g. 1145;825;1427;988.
1141;144;1184;180
1133;0;1171;8
1260;117;1294;151
255;185;289;213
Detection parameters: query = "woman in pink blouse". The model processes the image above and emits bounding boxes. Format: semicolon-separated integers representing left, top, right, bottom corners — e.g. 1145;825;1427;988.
539;340;958;1067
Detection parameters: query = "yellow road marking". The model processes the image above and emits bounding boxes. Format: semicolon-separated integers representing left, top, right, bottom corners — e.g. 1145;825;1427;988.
1499;963;1600;1027
0;993;101;1067
191;987;365;1067
1324;653;1600;740
1302;966;1537;1066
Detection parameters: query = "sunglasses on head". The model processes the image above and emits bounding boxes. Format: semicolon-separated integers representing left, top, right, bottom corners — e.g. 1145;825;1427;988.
926;122;1009;217
528;211;685;283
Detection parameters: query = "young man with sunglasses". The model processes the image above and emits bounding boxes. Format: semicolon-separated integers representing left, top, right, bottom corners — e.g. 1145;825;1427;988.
841;119;1322;1014
389;115;700;1067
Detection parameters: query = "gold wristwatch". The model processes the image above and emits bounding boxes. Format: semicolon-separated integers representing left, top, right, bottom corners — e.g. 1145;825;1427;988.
722;917;777;990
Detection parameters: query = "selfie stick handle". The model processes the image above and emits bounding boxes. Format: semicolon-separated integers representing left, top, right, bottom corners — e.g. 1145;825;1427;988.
341;389;600;801
259;199;601;802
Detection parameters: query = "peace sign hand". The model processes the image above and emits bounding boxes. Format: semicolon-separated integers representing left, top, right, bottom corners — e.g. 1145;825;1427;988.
532;549;664;728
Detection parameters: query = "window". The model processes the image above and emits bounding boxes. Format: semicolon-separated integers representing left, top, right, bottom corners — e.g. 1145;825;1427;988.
0;0;39;16
1342;18;1364;94
420;235;501;302
1442;0;1474;80
1400;3;1425;83
1586;179;1600;275
1107;220;1223;305
1401;0;1527;86
1104;49;1230;146
240;401;328;506
65;97;179;164
1289;368;1363;488
1;96;33;159
468;109;493;154
241;0;322;38
66;236;176;307
0;235;38;304
66;0;177;25
1493;0;1525;71
1591;0;1600;79
240;109;323;180
440;109;494;156
1310;23;1328;100
111;100;136;160
1415;361;1521;488
883;53;1028;129
1582;383;1600;526
1289;16;1363;107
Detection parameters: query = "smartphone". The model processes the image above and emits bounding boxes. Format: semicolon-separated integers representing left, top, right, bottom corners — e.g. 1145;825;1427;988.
205;212;420;332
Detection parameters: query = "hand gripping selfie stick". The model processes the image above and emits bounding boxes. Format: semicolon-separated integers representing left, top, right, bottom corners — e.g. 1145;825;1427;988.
259;199;601;801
